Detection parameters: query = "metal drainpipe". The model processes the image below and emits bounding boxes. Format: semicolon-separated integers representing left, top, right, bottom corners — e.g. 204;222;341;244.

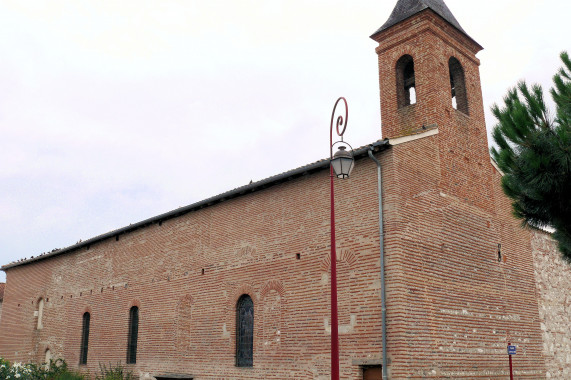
368;148;388;380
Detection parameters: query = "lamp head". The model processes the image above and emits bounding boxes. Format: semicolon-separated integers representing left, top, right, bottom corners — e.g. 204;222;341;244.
331;146;354;179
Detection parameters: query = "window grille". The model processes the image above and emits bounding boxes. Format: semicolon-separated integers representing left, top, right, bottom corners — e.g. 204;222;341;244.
236;295;254;367
79;312;90;365
127;306;139;364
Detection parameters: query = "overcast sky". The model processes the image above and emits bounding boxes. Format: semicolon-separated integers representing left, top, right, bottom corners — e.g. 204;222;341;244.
0;0;569;282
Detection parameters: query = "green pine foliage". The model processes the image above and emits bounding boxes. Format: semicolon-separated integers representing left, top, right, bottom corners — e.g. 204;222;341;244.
491;51;571;262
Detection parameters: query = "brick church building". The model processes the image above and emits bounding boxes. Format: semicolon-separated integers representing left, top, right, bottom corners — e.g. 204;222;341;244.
1;0;570;379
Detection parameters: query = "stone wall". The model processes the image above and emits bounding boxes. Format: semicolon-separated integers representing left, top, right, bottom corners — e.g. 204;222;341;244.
532;230;571;379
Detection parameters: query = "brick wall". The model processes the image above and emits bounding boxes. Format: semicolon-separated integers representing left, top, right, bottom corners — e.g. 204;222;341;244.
371;8;549;378
374;134;545;378
0;130;557;380
0;157;386;379
373;11;493;214
0;283;4;322
1;6;568;380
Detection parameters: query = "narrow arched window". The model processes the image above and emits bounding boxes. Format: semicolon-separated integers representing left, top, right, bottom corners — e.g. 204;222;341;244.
127;306;139;364
79;312;90;365
396;54;416;108
449;57;468;114
44;349;52;370
236;295;254;367
37;298;45;330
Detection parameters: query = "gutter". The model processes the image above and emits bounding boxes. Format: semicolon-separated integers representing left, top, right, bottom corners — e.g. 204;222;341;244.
368;147;388;380
2;139;390;271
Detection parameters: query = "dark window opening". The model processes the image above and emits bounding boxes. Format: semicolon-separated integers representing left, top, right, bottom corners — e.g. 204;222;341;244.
396;55;416;108
236;295;254;367
449;57;468;114
127;306;139;364
79;312;90;365
363;365;383;380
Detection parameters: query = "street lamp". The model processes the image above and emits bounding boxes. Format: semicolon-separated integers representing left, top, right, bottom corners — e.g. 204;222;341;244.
331;146;354;179
329;97;354;380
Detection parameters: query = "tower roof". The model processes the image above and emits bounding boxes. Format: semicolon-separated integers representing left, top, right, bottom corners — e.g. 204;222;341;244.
371;0;474;43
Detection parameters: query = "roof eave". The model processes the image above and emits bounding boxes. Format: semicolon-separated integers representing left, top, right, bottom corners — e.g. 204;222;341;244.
2;139;390;271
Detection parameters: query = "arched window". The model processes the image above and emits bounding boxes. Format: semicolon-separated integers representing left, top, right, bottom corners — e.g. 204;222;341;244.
396;54;416;108
79;312;90;365
127;306;139;364
37;298;45;330
44;349;52;370
236;295;254;367
449;57;468;114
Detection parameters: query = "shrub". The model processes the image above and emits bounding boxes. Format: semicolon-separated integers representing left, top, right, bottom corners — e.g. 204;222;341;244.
0;358;134;380
0;358;85;380
1;357;34;379
95;363;134;380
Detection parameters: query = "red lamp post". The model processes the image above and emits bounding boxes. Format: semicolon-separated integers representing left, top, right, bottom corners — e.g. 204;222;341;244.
329;97;354;380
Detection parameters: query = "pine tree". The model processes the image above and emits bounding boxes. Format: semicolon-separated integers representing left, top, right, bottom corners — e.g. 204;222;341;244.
491;51;571;262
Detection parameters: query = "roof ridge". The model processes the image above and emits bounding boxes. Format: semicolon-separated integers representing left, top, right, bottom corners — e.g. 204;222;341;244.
371;0;471;42
1;139;390;271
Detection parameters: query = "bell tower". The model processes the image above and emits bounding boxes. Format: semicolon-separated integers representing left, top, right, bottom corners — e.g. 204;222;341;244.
368;2;549;378
371;0;493;210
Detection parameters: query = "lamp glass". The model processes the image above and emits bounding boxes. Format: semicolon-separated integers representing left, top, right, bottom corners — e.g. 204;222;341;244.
331;147;354;179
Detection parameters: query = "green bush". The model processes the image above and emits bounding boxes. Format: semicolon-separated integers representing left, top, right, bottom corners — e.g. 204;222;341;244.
0;358;85;380
95;363;134;380
0;358;134;380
